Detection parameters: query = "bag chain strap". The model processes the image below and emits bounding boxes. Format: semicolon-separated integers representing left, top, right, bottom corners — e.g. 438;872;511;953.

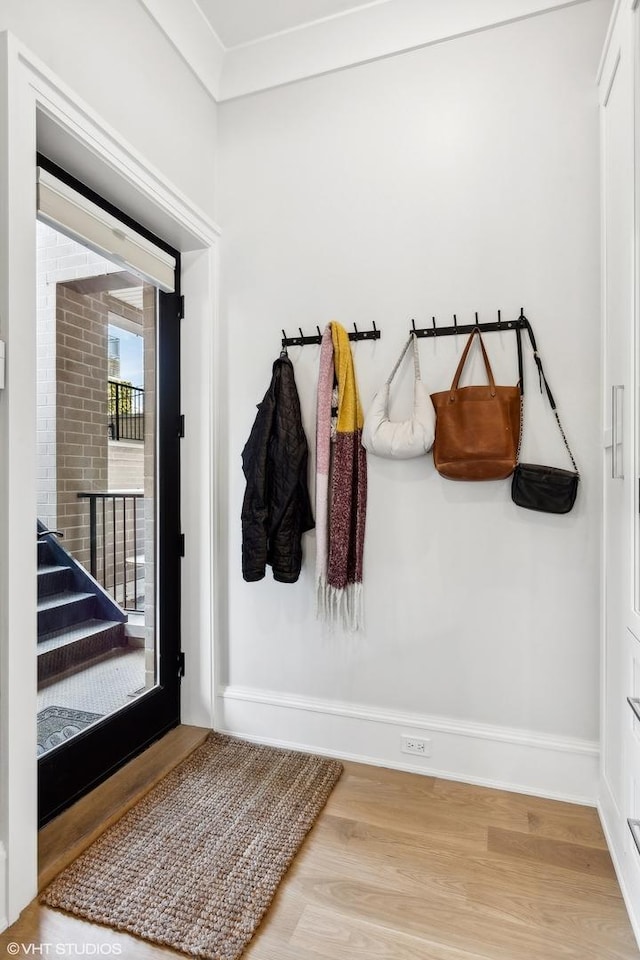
553;409;579;475
516;390;524;464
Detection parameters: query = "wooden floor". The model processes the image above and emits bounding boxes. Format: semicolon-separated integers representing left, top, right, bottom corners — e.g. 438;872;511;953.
2;750;639;960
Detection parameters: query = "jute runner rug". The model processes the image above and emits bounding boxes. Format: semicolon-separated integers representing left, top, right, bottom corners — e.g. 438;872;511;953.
41;732;342;959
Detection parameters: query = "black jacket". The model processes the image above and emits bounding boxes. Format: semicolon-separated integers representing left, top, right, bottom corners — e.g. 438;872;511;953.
241;356;314;583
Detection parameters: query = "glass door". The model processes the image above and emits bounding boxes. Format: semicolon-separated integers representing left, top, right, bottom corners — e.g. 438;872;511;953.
36;158;182;826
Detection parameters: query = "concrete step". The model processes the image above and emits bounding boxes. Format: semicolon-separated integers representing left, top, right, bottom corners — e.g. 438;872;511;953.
37;619;127;682
38;539;55;566
37;591;95;635
37;564;72;599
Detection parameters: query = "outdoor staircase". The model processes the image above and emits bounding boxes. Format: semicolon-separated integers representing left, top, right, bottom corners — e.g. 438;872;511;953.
37;527;128;683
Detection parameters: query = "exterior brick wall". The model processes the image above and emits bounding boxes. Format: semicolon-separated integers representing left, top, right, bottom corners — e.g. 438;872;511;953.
36;221;120;529
55;283;109;571
56;282;152;608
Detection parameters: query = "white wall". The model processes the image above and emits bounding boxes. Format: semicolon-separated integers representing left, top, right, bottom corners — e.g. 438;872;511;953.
216;1;610;800
0;0;217;221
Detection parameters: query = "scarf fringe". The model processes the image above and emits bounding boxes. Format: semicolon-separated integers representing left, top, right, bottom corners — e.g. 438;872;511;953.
316;577;363;633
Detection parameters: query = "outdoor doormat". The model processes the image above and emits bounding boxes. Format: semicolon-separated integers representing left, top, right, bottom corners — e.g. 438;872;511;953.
41;732;343;960
37;706;103;756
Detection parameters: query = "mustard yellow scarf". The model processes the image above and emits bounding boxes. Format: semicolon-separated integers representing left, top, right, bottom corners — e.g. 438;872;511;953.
315;322;367;630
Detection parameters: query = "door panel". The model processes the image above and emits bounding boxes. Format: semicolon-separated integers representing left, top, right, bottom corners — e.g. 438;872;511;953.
36;159;182;826
602;39;634;808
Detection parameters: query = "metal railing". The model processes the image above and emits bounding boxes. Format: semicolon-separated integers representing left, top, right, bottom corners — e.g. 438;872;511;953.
77;491;145;612
108;380;144;442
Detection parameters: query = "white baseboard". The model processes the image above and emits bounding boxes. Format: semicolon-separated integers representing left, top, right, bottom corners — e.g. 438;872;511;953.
598;776;640;950
217;686;599;805
0;841;7;932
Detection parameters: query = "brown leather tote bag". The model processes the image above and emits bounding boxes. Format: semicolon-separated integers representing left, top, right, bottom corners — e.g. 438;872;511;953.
430;328;521;481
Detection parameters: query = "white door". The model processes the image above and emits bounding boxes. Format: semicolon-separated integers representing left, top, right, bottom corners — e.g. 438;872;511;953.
601;27;635;811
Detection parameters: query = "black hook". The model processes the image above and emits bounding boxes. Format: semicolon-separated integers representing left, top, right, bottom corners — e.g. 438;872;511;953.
411;318;416;333
497;309;502;328
372;320;377;334
299;327;304;340
353;322;359;335
316;325;322;339
432;316;437;336
282;329;287;341
475;312;479;329
453;314;458;333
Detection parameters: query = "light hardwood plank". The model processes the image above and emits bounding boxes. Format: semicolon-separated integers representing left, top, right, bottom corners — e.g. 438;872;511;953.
289;904;494;960
335;760;437;793
285;873;631;960
326;770;529;848
299;814;627;910
463;882;637;953
526;808;608;848
487;825;616;879
431;777;596;818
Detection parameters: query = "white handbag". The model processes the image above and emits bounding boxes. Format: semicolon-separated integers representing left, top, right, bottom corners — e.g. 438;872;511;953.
362;333;435;459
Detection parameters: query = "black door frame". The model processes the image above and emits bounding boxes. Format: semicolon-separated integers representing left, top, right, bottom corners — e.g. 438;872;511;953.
37;156;182;827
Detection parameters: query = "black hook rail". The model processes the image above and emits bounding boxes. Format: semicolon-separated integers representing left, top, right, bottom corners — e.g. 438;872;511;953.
281;322;380;350
410;309;528;339
281;326;323;348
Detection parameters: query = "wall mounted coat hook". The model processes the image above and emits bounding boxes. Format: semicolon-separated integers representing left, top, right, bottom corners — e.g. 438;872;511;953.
281;326;323;349
348;321;381;342
409;308;527;339
283;322;381;350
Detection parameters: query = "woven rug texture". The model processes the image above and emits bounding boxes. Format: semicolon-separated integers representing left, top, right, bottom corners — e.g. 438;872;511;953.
41;733;342;960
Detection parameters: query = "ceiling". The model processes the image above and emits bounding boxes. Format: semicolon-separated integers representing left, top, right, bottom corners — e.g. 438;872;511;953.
138;0;586;101
195;0;383;48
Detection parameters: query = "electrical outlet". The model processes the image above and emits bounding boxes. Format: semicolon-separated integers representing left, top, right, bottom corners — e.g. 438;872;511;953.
401;735;431;757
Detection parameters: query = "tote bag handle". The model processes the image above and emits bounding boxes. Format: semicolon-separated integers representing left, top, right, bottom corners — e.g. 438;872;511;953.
449;328;496;400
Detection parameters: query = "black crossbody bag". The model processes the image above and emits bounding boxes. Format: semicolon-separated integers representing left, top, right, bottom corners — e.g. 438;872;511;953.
511;319;580;514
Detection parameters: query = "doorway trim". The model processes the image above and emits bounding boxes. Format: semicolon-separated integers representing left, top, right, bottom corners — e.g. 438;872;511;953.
0;30;221;927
